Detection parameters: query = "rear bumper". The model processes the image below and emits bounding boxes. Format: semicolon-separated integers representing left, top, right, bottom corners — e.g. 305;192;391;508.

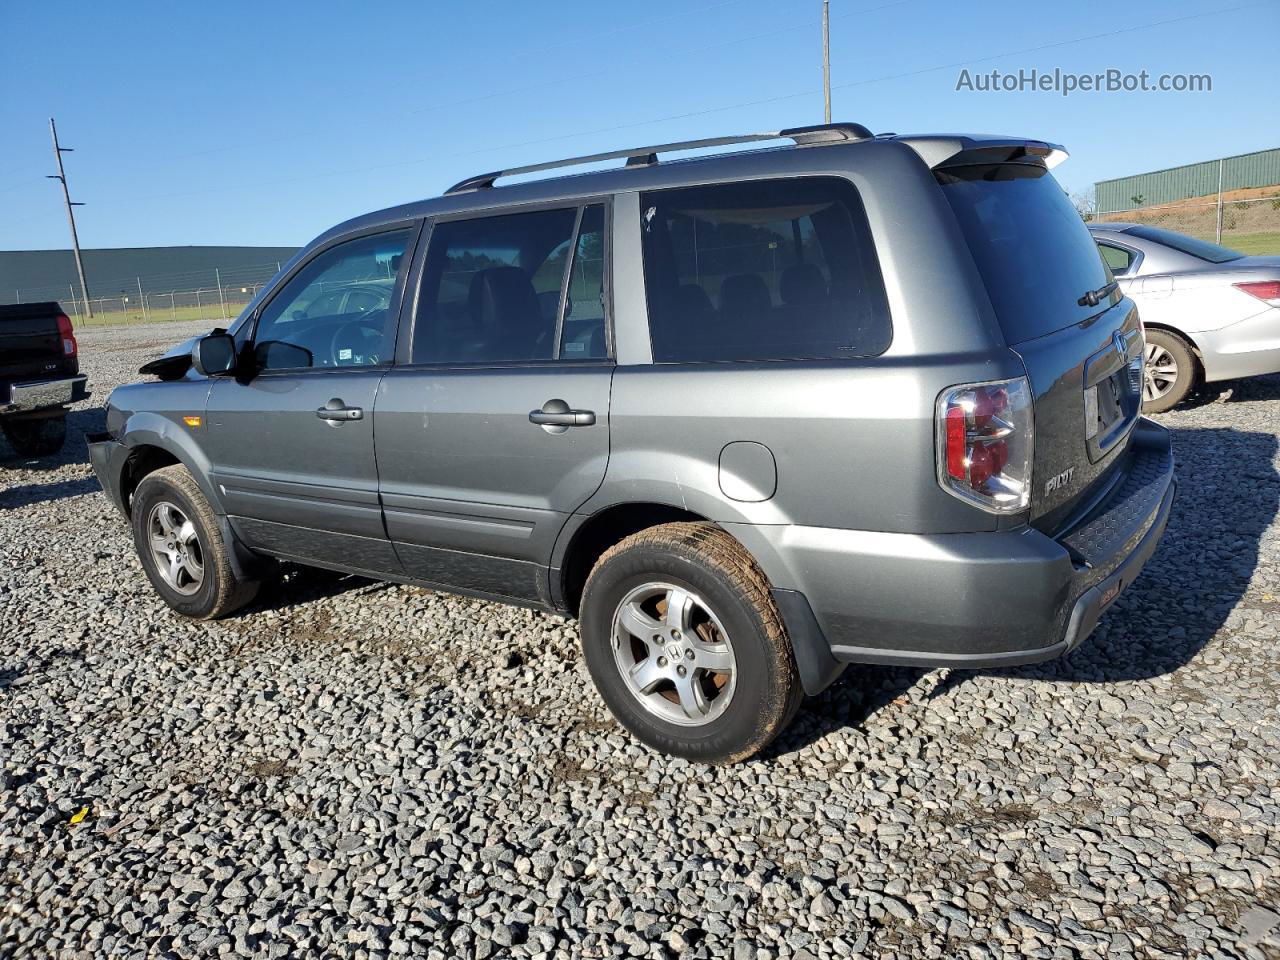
1198;304;1280;383
754;418;1175;676
0;374;89;415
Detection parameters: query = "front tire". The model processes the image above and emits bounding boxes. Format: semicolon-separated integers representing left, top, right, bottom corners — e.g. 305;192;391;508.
1142;330;1196;413
2;413;67;457
579;522;801;763
130;464;258;619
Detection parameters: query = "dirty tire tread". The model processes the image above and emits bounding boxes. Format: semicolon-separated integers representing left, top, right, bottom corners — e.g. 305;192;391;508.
131;464;258;619
582;521;802;763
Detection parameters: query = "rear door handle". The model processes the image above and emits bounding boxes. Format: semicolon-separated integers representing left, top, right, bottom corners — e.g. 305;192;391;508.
316;399;363;422
530;398;595;428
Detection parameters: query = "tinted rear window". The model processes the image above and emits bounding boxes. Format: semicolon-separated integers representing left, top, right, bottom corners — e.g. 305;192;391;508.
1122;224;1243;263
939;163;1113;344
640;177;891;362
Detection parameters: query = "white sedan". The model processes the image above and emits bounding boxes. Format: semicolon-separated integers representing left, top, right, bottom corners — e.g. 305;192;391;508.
1090;223;1280;411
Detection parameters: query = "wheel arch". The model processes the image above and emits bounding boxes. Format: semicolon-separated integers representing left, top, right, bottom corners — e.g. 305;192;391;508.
555;502;707;618
118;431;263;582
558;503;846;698
114;413;223;518
1143;322;1204;365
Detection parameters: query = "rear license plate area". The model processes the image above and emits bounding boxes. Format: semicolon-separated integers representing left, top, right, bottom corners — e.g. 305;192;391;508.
1084;350;1142;462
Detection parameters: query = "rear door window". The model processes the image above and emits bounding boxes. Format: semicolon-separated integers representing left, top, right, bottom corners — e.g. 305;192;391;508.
412;204;609;364
639;177;891;362
938;163;1114;344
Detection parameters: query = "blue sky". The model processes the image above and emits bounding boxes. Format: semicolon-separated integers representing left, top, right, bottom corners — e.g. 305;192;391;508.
2;0;1276;250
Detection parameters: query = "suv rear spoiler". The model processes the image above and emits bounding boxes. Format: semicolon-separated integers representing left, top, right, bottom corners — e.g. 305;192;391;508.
891;134;1068;170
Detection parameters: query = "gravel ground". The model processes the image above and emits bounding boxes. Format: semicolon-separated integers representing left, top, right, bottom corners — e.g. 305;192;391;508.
2;319;1278;960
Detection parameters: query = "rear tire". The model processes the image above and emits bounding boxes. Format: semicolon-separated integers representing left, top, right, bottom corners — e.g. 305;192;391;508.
579;522;802;763
1142;330;1196;414
130;464;258;619
2;413;67;458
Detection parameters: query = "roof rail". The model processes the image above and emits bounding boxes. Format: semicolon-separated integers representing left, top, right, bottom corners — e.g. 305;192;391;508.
444;122;873;194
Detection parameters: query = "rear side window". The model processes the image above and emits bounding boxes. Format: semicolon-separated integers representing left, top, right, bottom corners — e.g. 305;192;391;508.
1097;242;1135;275
639;177;891;363
939;163;1114;344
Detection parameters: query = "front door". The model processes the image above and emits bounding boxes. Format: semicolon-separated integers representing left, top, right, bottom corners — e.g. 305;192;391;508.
204;226;417;573
375;202;613;602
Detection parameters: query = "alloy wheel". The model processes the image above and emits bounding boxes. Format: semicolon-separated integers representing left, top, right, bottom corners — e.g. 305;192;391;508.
146;501;205;596
610;582;737;727
1143;342;1179;403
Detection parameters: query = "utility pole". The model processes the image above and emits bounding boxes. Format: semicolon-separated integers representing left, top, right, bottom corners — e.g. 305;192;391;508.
822;0;832;123
1215;157;1225;244
47;118;93;319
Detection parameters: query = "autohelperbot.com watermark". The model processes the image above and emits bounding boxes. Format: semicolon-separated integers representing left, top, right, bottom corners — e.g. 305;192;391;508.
955;67;1212;96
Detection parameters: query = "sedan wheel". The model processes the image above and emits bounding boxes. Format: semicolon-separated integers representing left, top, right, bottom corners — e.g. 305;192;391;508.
1143;342;1179;403
1139;329;1196;413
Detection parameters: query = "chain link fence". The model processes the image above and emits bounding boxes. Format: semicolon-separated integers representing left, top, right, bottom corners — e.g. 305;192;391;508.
10;261;286;327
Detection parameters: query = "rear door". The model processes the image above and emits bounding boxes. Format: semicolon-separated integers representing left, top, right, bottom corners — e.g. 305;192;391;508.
938;161;1143;531
203;226;417;572
375;202;613;602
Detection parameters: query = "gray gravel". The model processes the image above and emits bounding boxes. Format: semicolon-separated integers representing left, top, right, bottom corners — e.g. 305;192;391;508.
3;319;1279;959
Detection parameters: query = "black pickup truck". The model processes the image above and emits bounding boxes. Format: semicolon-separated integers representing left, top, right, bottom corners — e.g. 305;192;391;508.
0;302;90;457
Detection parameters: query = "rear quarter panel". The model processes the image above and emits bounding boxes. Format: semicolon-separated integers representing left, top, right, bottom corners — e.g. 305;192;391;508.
593;141;1026;538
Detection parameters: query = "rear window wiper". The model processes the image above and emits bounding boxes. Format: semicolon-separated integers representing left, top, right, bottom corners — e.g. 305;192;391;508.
1077;280;1119;307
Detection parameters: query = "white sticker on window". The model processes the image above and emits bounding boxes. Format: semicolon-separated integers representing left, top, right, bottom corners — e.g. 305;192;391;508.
338;348;352;361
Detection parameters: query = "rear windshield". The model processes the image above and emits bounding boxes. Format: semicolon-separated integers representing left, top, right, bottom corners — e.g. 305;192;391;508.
939;163;1113;344
1122;224;1243;263
640;177;891;363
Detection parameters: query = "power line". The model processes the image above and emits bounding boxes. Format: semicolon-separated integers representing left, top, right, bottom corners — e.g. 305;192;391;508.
4;0;1261;231
452;1;1267;161
163;0;778;165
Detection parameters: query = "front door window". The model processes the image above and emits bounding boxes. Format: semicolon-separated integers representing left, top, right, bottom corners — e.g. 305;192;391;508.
253;229;413;370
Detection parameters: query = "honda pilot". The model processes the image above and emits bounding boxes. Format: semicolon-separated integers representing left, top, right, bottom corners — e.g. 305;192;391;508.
88;124;1176;762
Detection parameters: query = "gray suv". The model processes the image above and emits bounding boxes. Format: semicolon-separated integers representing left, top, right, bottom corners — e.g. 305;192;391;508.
89;124;1176;762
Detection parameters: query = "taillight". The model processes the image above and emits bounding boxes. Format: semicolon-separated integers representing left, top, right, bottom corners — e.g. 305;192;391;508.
56;313;78;358
936;377;1034;514
1234;280;1280;305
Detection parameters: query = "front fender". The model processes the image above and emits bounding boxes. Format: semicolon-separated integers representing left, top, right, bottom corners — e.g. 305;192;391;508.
117;411;226;515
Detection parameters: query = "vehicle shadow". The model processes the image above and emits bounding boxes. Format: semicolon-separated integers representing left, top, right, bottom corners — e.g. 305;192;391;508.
0;474;101;511
238;564;389;617
768;424;1279;758
1182;372;1280;410
0;406;105;474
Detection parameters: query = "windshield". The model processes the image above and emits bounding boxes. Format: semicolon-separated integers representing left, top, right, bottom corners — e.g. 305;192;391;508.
1122;224;1244;263
938;162;1113;344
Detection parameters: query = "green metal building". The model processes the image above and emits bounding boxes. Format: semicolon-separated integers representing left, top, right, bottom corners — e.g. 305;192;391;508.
1095;147;1280;214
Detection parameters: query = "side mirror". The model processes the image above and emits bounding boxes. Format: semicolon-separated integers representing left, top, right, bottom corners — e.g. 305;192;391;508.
191;333;237;376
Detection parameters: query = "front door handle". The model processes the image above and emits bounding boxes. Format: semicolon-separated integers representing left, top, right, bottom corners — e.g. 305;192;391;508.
530;398;595;431
316;398;363;422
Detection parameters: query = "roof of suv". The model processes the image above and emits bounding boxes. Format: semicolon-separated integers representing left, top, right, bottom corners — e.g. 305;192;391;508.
315;125;1068;250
